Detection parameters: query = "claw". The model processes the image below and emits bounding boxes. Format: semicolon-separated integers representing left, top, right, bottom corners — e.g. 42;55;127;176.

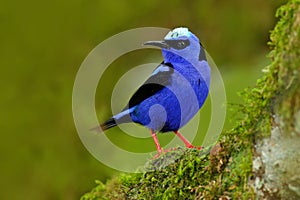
188;146;203;150
152;147;177;159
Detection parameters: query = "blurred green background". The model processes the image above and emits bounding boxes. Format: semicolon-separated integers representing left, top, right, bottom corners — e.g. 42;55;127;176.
0;0;286;199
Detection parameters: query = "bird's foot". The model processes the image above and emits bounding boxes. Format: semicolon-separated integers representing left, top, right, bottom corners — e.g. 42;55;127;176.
186;145;204;150
152;147;177;159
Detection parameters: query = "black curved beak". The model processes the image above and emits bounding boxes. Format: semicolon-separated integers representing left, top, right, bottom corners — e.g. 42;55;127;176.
143;40;170;49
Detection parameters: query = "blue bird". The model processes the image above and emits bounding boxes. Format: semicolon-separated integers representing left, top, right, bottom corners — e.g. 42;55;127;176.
94;27;210;154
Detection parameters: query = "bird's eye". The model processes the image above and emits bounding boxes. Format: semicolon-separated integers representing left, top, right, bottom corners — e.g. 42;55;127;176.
177;41;186;49
164;39;190;50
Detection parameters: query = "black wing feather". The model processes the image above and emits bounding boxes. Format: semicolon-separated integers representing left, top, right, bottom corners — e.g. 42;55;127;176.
126;62;174;109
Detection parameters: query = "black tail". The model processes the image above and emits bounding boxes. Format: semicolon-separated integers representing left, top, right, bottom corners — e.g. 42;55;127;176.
90;108;134;132
90;118;117;132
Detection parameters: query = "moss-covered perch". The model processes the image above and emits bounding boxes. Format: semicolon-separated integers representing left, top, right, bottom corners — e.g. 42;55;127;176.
81;0;300;199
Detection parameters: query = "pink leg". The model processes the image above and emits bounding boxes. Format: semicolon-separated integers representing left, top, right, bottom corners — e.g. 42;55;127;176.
150;129;162;153
174;131;194;148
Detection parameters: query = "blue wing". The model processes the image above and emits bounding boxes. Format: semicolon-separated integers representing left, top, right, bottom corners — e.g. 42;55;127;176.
98;62;174;131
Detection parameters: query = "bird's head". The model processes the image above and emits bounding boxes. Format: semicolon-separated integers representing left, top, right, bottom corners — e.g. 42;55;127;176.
144;27;205;63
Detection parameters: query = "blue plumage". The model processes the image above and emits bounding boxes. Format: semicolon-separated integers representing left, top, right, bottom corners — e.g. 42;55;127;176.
97;27;211;153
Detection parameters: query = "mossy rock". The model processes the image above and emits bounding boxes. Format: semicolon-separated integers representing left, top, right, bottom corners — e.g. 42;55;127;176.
252;0;300;199
81;0;300;199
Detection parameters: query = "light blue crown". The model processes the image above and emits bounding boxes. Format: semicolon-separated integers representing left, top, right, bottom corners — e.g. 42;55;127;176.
164;27;191;40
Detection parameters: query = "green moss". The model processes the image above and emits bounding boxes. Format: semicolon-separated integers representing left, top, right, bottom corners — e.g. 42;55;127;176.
81;0;300;199
81;140;253;199
270;0;300;134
